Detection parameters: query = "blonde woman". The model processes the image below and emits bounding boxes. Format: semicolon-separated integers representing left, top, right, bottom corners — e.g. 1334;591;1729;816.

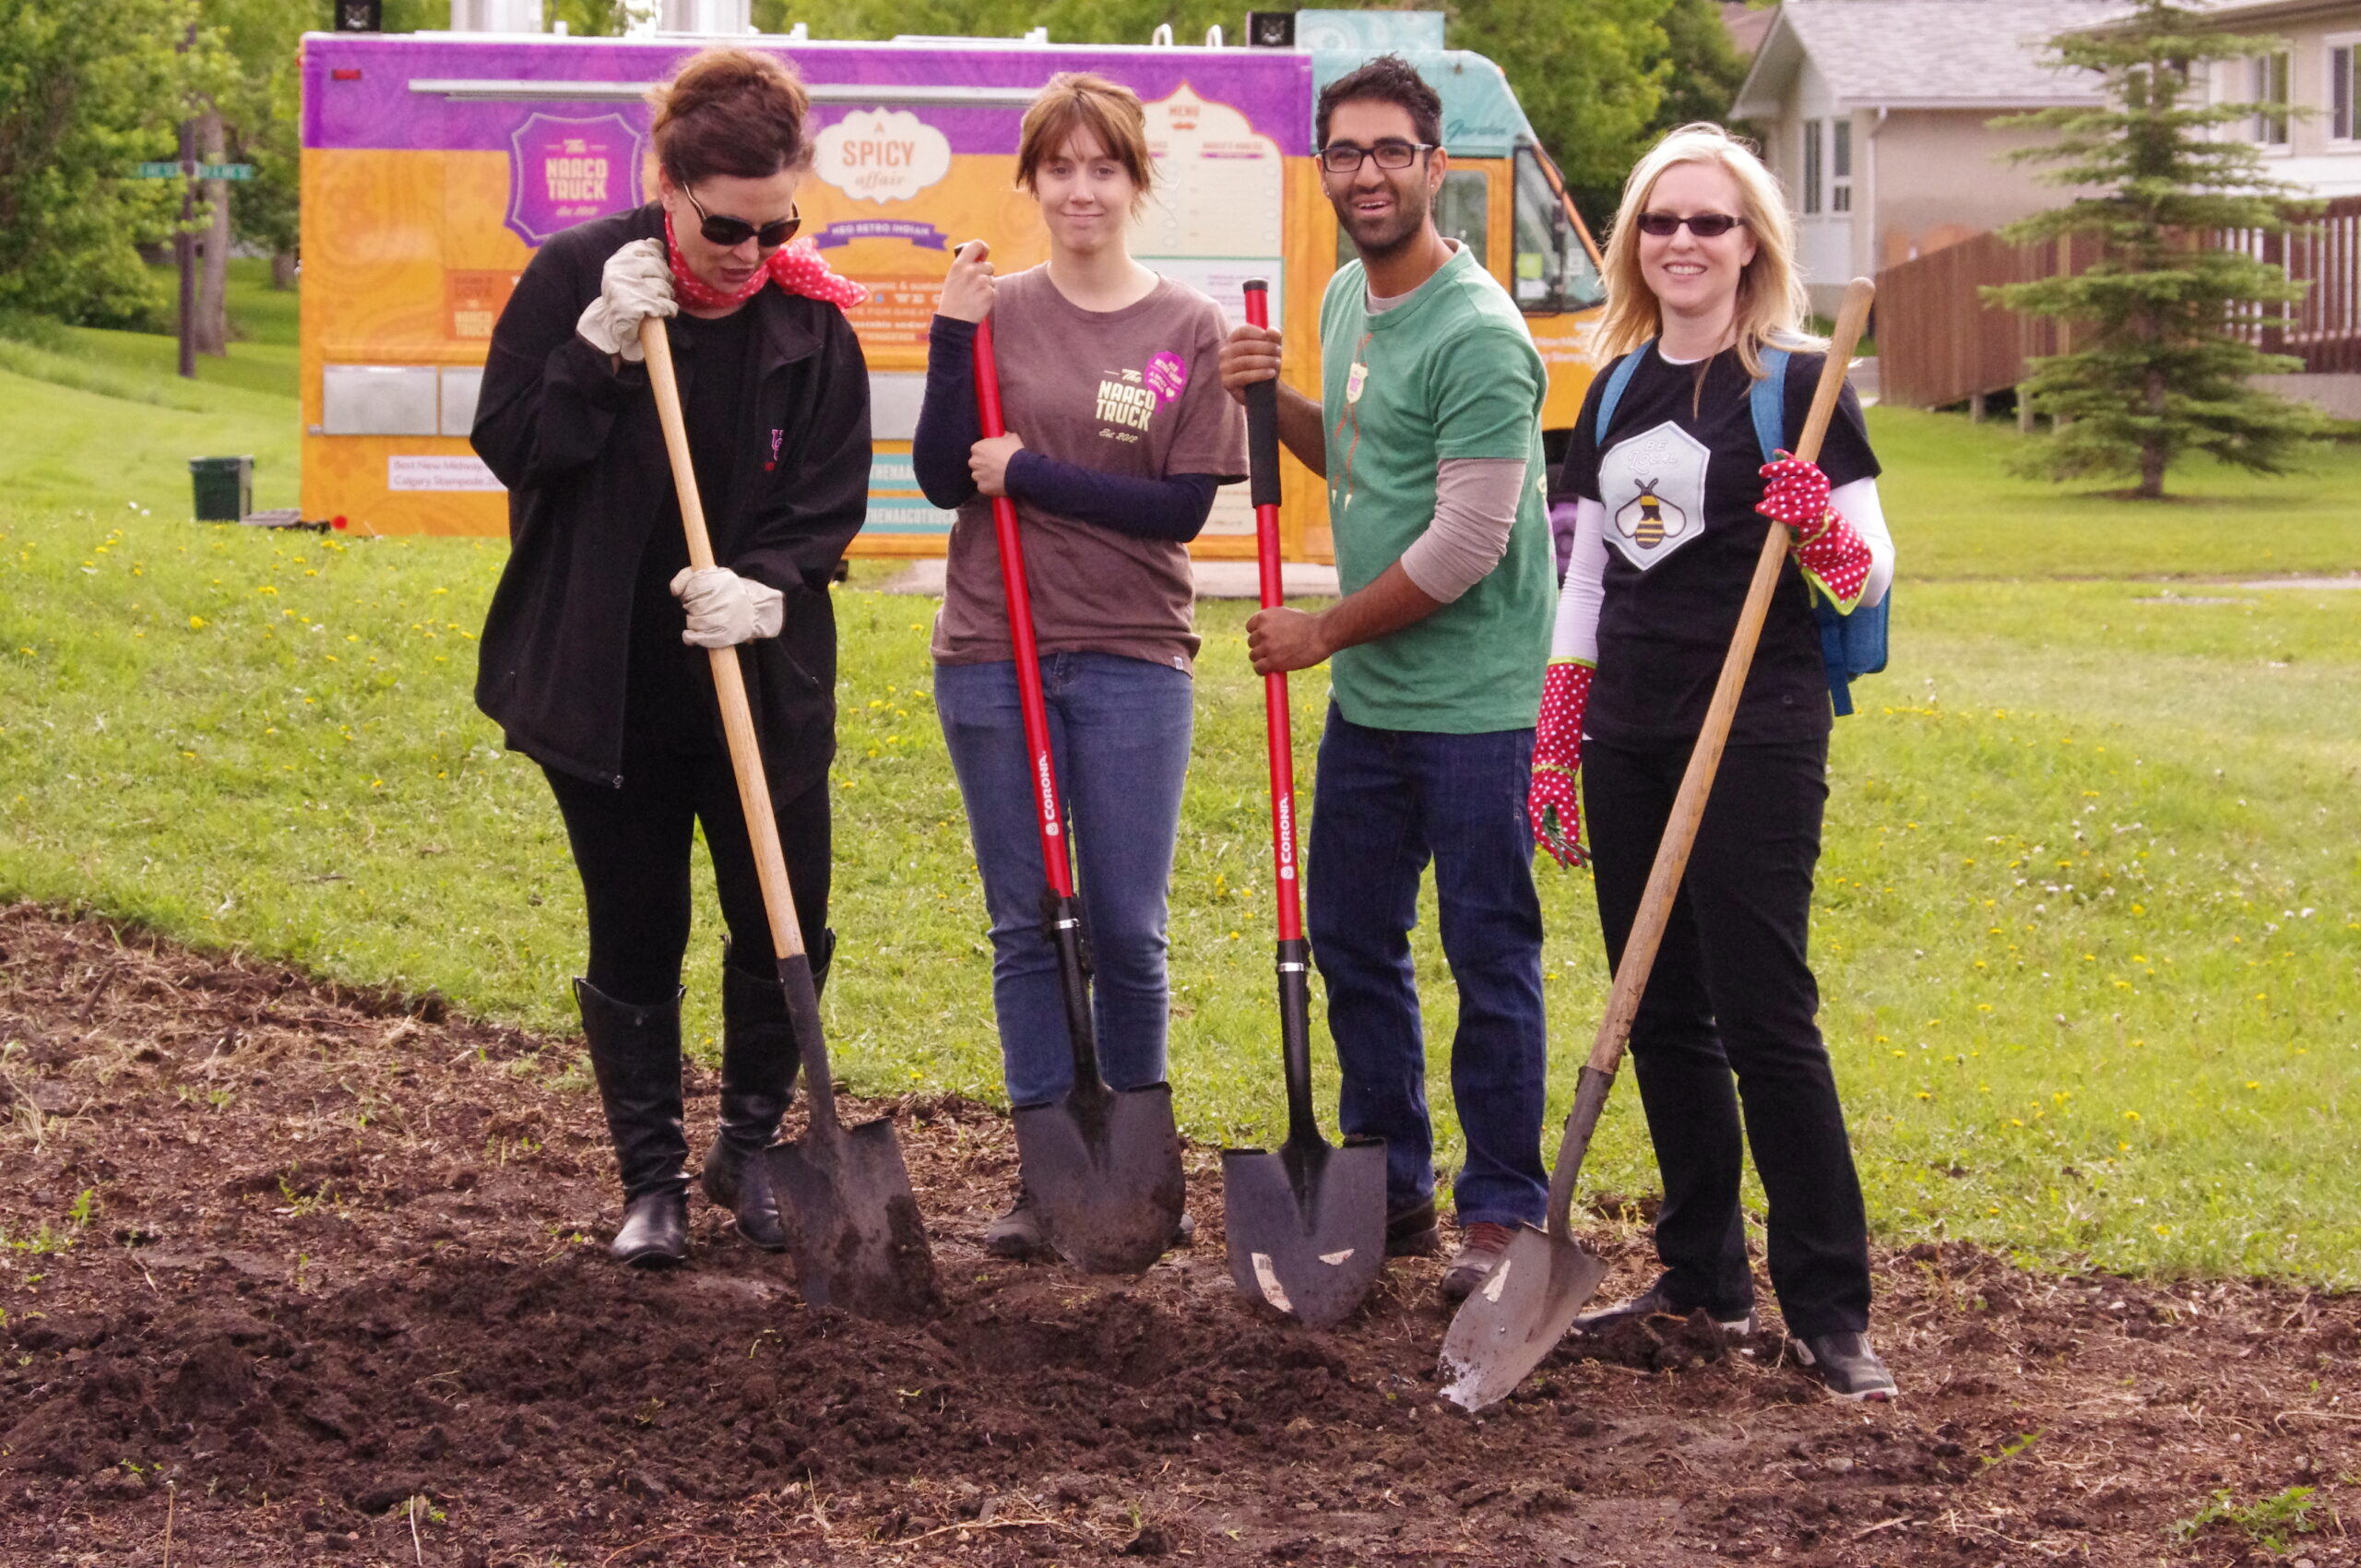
911;74;1246;1256
1531;124;1897;1398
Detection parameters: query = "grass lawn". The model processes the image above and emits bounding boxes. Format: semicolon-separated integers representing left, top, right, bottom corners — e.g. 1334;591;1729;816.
2;352;2357;1289
1872;404;2361;580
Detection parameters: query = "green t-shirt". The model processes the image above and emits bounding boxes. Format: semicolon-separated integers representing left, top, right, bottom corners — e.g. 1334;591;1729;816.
1319;245;1552;733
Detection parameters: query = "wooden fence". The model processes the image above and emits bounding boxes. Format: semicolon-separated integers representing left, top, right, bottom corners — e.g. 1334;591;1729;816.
1875;196;2361;409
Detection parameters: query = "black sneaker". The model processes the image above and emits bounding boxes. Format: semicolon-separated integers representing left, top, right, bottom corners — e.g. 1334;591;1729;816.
982;1189;1049;1259
1385;1198;1441;1258
1573;1281;1756;1337
1790;1332;1898;1401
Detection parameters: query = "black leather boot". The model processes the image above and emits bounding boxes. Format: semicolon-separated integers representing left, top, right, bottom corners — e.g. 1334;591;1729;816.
701;932;831;1252
575;978;690;1268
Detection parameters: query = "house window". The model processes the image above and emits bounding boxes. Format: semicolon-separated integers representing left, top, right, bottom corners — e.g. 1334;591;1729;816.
2332;41;2359;141
1831;119;1853;213
2252;51;2291;147
1802;118;1823;214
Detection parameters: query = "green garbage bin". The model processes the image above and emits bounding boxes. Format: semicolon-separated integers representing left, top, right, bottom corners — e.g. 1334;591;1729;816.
190;456;255;522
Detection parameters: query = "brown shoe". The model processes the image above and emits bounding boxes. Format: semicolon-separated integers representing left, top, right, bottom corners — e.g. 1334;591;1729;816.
1438;1221;1517;1305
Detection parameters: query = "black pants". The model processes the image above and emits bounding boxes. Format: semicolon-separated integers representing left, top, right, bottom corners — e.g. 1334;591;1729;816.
543;749;831;1008
1584;733;1870;1337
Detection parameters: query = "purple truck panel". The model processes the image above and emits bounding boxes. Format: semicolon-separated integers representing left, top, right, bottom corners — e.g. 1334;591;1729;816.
303;33;1314;158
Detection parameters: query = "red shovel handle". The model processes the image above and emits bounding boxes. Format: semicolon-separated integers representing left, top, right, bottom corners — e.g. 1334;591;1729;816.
1240;281;1302;944
971;318;1075;900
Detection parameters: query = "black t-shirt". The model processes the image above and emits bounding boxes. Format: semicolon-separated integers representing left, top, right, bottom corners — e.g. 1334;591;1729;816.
623;305;755;754
1559;343;1880;747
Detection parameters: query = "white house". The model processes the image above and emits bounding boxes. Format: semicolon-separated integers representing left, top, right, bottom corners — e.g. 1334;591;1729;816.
1730;0;2117;315
2181;0;2361;196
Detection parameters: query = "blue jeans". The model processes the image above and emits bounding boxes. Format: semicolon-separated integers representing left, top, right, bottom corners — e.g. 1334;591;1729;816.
934;653;1194;1106
1306;705;1548;1229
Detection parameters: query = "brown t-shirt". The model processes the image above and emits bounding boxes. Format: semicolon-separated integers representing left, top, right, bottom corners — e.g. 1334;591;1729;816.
932;267;1247;672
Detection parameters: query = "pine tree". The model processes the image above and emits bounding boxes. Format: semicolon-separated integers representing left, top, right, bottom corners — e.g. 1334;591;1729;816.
1987;0;2320;499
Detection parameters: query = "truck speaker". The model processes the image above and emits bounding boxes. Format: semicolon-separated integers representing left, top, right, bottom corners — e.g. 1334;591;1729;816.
334;0;383;30
1246;11;1295;46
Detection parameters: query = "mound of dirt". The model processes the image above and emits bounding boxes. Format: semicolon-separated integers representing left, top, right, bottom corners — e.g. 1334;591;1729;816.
1;902;2355;1565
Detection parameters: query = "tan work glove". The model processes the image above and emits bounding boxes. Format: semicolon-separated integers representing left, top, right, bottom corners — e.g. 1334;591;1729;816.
576;239;676;362
669;566;785;648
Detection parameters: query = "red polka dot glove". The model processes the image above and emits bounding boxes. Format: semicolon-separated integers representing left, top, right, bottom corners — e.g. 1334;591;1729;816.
1530;659;1592;869
1757;451;1873;612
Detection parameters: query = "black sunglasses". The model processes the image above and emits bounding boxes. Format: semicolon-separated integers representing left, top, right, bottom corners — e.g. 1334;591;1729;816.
1318;140;1436;174
1635;211;1746;238
684;185;801;248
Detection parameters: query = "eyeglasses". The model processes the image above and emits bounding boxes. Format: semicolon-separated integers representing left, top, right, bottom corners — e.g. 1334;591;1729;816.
1318;140;1436;174
684;185;801;249
1635;211;1746;239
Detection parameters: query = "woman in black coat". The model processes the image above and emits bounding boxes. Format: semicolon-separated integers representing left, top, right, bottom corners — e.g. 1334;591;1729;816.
471;47;872;1267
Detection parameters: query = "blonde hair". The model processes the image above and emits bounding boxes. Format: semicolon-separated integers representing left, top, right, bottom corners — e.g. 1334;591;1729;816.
1016;73;1155;214
1596;123;1820;378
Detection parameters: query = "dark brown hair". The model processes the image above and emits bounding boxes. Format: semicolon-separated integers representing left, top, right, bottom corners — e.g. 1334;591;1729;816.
649;47;813;184
1016;73;1155;212
1315;54;1442;150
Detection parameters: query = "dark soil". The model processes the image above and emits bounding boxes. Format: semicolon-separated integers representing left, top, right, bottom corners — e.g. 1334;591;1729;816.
2;901;2355;1566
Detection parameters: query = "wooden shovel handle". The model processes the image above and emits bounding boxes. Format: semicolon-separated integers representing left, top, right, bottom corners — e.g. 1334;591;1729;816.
639;316;807;967
1540;279;1876;1239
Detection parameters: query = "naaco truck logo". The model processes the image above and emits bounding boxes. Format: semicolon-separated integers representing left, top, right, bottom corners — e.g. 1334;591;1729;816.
814;110;953;205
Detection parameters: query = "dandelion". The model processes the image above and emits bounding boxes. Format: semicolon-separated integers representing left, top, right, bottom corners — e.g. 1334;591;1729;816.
2153;1224;2171;1237
188;615;207;630
2123;1111;2140;1122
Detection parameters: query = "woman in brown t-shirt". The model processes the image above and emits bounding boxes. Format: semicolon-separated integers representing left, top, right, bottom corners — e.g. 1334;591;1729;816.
912;73;1247;1259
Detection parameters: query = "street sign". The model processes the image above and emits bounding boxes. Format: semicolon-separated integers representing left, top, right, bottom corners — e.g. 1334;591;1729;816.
132;161;255;181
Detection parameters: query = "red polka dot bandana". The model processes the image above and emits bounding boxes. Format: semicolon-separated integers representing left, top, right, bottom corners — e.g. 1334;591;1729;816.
664;208;869;313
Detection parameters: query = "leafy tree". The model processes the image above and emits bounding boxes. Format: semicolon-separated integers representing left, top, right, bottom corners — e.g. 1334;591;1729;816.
1650;0;1748;137
1556;0;1748;223
1987;0;2319;498
1450;0;1668;212
0;0;218;326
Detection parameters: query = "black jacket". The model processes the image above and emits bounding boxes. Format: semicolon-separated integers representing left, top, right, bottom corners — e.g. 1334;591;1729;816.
471;202;872;795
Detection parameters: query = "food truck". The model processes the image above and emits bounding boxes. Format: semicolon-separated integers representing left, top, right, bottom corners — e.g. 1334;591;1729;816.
298;17;1607;560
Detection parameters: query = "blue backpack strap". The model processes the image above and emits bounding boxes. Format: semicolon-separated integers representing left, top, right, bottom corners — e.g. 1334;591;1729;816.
1594;341;1649;446
1750;347;1789;462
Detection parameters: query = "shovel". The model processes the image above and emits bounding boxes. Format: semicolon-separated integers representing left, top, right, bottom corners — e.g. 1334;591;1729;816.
1439;279;1877;1411
970;315;1186;1274
1218;279;1387;1330
639;316;942;1321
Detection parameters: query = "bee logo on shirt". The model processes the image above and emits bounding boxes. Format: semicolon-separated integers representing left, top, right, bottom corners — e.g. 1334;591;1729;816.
1621;476;1681;548
1598;420;1711;573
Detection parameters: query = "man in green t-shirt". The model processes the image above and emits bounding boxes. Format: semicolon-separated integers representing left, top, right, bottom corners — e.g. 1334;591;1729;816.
1217;55;1554;1307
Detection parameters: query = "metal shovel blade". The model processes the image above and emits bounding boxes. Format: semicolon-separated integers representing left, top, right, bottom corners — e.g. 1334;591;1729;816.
1219;1138;1386;1330
1014;1082;1185;1274
1437;1226;1609;1412
765;1114;942;1321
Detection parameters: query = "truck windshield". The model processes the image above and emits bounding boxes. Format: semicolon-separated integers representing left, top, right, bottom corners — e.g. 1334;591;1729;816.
1513;146;1605;315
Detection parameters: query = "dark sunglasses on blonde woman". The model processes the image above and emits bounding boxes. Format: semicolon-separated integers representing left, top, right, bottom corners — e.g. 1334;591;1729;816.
1635;211;1746;239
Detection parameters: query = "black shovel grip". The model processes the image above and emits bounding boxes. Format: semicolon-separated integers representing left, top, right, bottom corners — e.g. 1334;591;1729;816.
1275;936;1318;1147
1241;279;1281;510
